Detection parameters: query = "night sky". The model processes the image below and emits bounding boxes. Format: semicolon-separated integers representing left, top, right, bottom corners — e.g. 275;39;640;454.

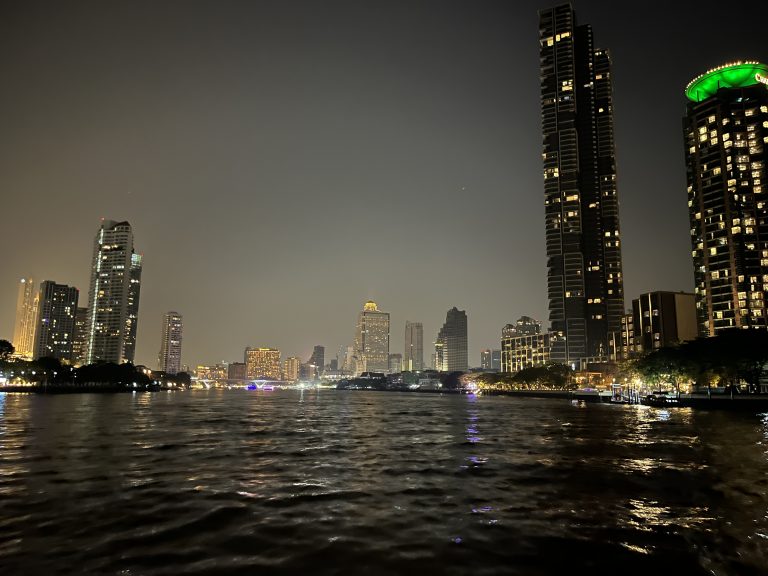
1;0;766;369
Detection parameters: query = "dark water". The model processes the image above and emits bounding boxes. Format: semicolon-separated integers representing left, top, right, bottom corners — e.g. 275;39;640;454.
1;390;768;575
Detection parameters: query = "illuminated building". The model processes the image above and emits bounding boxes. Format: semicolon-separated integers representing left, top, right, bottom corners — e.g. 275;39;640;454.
157;311;183;374
353;301;390;375
245;347;281;380
12;278;38;359
33;281;79;361
501;331;563;374
502;316;541;339
195;364;227;381
71;307;89;366
388;353;402;374
435;307;468;372
539;4;625;363
404;321;424;371
684;61;768;334
85;220;142;364
633;292;698;352
283;356;301;382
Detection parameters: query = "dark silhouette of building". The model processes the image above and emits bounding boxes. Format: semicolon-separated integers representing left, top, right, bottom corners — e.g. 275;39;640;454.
539;4;625;364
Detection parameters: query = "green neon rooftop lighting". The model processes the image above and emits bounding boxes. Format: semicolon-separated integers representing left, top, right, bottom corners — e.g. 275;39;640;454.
685;61;768;102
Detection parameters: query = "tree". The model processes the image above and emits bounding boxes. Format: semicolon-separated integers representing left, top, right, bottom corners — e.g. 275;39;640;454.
0;340;14;361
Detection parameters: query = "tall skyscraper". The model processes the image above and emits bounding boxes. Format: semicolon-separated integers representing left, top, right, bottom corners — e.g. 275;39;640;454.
539;4;625;364
245;347;281;380
684;61;768;335
404;321;424;371
435;307;468;372
32;281;78;361
158;311;183;374
353;301;390;375
71;307;89;366
85;220;143;364
12;278;38;359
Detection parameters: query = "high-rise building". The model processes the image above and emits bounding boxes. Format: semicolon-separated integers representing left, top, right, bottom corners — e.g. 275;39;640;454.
157;311;183;374
501;331;563;374
633;292;698;353
404;321;424;371
71;307;89;366
435;307;468;372
683;61;768;335
388;353;402;374
502;316;542;339
309;345;325;377
85;220;142;364
539;4;625;363
609;312;635;361
33;281;79;361
353;301;390;375
12;278;38;359
245;347;281;380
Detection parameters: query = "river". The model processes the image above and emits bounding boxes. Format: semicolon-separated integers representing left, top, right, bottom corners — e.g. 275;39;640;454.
1;389;767;575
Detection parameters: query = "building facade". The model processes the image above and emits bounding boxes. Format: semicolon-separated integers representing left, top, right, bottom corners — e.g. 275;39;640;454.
684;61;768;335
480;349;501;371
608;312;635;361
404;321;424;371
308;345;325;376
33;281;79;361
388;353;402;374
71;307;89;366
283;356;301;382
633;292;698;353
539;4;625;364
353;301;390;375
245;347;282;380
227;362;246;381
85;220;142;364
12;278;38;359
501;331;563;374
435;307;468;372
158;311;183;374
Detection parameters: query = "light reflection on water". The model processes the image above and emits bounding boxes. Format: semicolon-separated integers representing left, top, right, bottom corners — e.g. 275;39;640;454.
0;390;767;575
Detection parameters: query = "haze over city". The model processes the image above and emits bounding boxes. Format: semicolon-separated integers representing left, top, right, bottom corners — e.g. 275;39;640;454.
1;0;766;368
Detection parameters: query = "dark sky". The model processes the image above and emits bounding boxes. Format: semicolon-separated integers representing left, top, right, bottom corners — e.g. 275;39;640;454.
1;0;766;369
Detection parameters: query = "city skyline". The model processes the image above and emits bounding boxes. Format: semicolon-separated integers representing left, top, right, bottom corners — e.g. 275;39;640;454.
1;1;766;367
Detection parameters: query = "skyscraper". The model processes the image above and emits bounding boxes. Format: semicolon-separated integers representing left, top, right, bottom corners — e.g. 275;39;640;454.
683;61;768;335
85;220;142;364
435;307;468;372
158;311;183;374
33;281;79;361
404;321;424;371
12;278;38;359
539;4;625;364
353;300;390;375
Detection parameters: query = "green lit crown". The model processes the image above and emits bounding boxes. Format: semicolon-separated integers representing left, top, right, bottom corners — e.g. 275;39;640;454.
685;61;768;102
